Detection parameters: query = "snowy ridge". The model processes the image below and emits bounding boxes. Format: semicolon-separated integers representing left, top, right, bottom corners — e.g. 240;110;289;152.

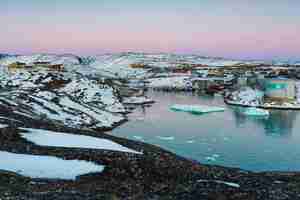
90;53;150;79
0;53;81;66
0;68;125;129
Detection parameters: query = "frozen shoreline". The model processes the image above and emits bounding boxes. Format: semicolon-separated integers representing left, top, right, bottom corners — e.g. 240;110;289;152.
225;99;300;110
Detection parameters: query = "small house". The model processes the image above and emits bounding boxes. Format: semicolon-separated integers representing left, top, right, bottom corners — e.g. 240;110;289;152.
8;62;26;69
49;64;64;71
33;61;51;67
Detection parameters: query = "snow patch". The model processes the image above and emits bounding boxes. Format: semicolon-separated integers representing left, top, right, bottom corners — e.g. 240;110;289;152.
20;128;142;154
0;151;103;180
197;179;240;188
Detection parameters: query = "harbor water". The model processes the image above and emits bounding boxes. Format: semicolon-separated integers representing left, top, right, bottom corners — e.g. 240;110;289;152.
111;91;300;171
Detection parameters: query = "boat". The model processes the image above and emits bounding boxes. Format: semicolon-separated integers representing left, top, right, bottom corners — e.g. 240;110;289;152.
242;107;269;116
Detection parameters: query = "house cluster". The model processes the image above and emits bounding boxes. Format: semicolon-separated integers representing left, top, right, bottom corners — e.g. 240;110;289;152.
8;61;64;72
185;64;300;94
145;62;300;96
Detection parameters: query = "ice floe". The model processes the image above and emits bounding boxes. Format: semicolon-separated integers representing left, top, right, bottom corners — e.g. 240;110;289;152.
242;107;269;116
170;104;225;114
205;154;220;162
133;136;144;141
186;140;195;144
0;151;103;180
156;136;175;141
20;128;141;154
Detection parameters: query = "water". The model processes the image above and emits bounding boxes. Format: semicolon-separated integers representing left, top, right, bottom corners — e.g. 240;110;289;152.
111;91;300;172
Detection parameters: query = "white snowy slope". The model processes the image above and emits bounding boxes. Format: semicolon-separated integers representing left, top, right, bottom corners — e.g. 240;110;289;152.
84;52;287;91
89;53;150;79
86;52;284;76
148;76;191;90
20;128;141;154
0;151;104;180
0;53;80;66
59;78;125;113
0;67;125;129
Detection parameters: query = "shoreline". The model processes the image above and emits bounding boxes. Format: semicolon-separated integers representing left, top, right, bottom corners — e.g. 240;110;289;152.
225;99;300;110
1;125;300;199
0;96;299;199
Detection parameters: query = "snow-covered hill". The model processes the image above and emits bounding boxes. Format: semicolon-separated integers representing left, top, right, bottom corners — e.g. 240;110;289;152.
0;68;125;130
84;52;300;79
0;53;81;66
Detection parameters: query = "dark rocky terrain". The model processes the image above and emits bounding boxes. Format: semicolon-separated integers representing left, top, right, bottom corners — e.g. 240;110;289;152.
1;124;300;200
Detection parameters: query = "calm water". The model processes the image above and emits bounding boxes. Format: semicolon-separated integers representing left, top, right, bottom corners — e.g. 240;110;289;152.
111;91;300;171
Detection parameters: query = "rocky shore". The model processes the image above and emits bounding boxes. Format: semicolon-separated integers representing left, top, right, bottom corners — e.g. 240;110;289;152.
1;121;300;200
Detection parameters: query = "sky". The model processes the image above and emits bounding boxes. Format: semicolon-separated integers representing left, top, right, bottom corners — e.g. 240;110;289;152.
1;0;300;60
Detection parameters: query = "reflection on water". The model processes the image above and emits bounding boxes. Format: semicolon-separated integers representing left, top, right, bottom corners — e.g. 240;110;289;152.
111;91;300;171
264;111;297;137
232;108;297;137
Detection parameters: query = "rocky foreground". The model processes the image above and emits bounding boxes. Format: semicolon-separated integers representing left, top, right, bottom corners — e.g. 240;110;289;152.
1;124;300;200
0;53;300;199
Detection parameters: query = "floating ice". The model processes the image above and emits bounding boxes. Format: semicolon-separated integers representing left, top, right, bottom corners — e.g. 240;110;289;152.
0;151;103;180
20;128;141;154
170;104;225;114
205;156;217;162
133;136;144;141
242;107;269;116
212;154;220;158
156;136;175;141
186;140;195;144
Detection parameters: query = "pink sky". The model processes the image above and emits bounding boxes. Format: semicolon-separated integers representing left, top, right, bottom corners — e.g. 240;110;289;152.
1;0;300;60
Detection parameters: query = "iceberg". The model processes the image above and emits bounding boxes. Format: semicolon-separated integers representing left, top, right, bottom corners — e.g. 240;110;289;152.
242;107;269;116
170;104;225;114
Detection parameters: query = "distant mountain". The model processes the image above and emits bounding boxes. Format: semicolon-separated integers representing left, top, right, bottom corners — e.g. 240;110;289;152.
0;53;81;66
0;54;11;60
1;52;299;68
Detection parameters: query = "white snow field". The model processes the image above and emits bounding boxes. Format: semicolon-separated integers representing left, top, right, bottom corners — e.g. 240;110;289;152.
20;128;141;154
0;53;80;66
148;76;192;90
0;70;125;129
170;104;225;114
0;151;104;180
